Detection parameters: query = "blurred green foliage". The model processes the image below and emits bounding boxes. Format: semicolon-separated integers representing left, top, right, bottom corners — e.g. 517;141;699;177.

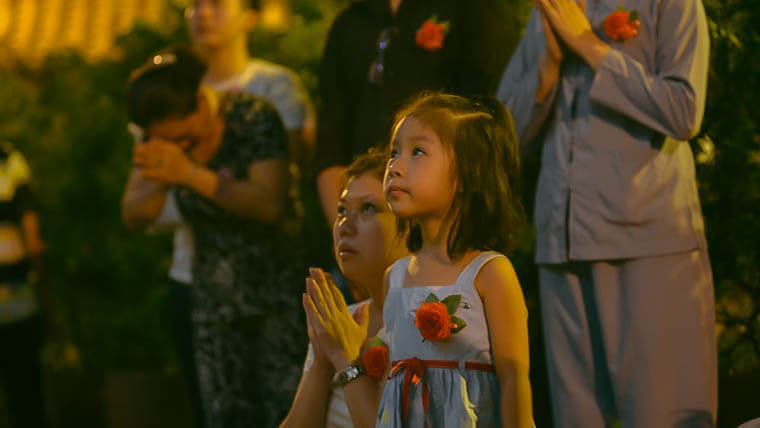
0;0;757;392
0;22;183;372
0;0;351;373
700;0;760;376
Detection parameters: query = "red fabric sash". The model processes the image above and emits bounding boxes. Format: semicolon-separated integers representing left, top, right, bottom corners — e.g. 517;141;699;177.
389;357;495;428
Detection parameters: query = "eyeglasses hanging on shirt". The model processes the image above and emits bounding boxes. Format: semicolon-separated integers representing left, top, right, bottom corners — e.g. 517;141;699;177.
368;26;398;86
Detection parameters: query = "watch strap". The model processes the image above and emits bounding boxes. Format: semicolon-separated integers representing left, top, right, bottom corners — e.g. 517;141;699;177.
333;364;365;388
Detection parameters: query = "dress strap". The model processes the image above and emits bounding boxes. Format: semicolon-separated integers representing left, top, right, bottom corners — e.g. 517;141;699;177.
454;251;505;290
387;256;412;290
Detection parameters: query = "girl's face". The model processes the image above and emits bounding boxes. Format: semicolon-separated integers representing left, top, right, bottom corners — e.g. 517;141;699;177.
384;116;458;220
333;173;405;289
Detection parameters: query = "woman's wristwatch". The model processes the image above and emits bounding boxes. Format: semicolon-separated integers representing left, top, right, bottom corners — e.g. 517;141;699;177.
333;364;365;388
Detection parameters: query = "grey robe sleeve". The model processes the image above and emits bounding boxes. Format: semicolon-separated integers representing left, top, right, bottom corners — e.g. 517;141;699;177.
497;8;560;151
589;0;710;141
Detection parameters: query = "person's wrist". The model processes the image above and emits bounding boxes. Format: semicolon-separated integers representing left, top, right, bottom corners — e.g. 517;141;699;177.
540;53;562;71
330;352;354;372
538;56;561;82
537;57;561;102
333;364;365;389
576;31;610;70
182;161;198;187
310;358;335;375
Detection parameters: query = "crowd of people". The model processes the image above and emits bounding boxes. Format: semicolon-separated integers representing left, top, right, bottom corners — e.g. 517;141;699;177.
0;0;717;426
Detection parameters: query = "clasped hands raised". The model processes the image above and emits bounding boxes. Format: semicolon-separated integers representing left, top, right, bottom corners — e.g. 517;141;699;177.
535;0;610;70
132;139;195;186
302;267;370;372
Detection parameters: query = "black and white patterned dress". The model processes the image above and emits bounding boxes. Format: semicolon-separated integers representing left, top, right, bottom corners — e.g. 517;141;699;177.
176;93;307;428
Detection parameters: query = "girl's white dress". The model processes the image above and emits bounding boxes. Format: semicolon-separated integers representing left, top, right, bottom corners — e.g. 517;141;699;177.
377;252;511;427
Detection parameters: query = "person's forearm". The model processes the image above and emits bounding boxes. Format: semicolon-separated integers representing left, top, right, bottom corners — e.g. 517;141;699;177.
536;56;561;103
186;165;288;224
573;32;610;71
587;33;708;140
331;355;382;428
288;128;315;175
121;169;168;230
280;361;333;428
343;376;381;428
499;364;534;428
317;166;345;225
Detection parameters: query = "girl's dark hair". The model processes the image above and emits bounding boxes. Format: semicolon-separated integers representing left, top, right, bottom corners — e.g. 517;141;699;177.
342;147;388;186
390;92;525;258
127;46;207;129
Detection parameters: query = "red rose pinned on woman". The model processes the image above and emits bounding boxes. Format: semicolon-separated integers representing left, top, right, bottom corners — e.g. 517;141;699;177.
414;293;467;342
416;15;450;51
604;7;641;42
362;337;389;380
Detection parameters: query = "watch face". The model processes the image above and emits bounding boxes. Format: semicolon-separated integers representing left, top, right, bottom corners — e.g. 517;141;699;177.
335;364;363;388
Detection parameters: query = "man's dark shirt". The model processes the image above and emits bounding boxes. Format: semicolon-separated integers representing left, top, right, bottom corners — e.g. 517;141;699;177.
314;0;521;173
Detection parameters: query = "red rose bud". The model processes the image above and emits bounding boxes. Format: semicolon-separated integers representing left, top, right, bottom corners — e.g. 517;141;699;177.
362;344;389;380
414;301;453;341
416;20;446;51
604;10;630;42
618;20;640;40
604;10;641;42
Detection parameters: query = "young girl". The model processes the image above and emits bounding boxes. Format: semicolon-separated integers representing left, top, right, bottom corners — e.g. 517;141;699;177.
382;92;532;427
306;93;533;427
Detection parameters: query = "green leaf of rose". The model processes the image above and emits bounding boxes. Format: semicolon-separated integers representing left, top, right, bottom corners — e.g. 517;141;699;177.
629;10;639;22
367;336;388;348
441;294;461;315
451;316;467;334
424;293;440;303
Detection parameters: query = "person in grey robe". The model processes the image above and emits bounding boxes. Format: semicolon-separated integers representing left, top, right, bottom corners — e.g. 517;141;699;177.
497;0;717;426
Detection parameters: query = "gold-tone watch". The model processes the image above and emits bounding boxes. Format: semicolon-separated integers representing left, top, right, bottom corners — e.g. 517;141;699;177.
333;364;365;388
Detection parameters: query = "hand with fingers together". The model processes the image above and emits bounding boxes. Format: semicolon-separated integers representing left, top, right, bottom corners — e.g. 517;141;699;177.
537;0;567;67
535;0;610;69
535;0;569;101
133;140;194;185
303;267;370;371
304;277;332;369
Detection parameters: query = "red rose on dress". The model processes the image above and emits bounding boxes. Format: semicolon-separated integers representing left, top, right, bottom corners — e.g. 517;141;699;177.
415;301;454;341
416;16;450;51
414;293;467;342
618;19;640;40
604;9;640;42
362;337;389;380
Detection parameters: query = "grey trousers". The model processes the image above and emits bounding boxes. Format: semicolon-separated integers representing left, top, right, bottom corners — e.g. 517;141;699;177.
539;249;717;428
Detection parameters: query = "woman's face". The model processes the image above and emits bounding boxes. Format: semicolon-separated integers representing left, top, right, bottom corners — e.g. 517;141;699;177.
146;111;205;150
333;173;405;290
145;91;211;150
